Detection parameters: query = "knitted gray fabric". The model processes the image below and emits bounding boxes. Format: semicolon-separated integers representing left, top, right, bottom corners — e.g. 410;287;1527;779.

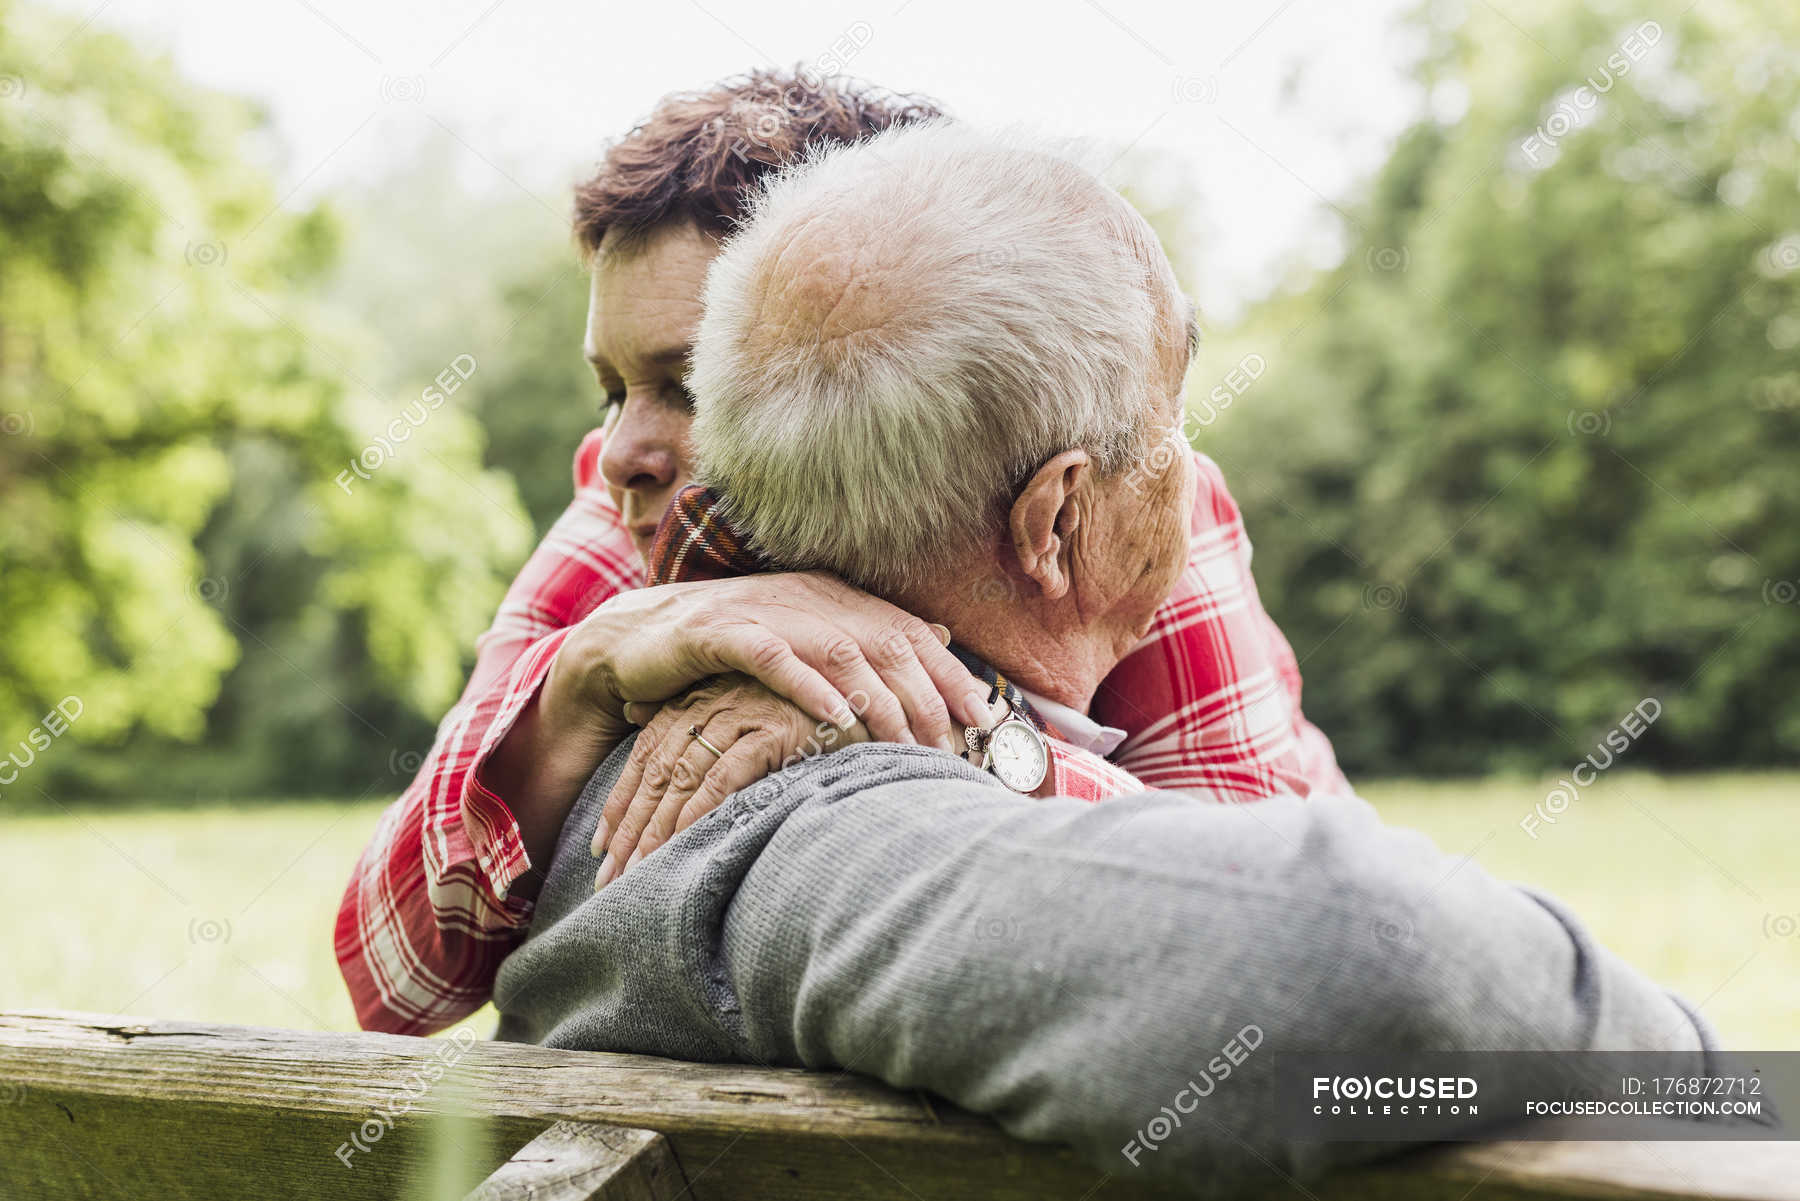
493;741;1712;1193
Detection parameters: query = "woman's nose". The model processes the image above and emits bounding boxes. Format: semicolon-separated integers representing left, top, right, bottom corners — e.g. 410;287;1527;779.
598;404;682;493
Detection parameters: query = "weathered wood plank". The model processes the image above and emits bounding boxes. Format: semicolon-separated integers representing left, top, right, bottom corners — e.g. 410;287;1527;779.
2;1010;1795;1201
0;1009;1172;1201
464;1120;686;1200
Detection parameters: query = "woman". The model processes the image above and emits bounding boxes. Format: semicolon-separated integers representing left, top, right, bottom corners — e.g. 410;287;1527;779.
336;69;1343;1036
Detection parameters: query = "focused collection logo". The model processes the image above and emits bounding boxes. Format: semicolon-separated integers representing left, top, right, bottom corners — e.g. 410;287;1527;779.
1311;1074;1479;1116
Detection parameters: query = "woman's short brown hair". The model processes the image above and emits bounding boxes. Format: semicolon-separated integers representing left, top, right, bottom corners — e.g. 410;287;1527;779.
573;68;945;256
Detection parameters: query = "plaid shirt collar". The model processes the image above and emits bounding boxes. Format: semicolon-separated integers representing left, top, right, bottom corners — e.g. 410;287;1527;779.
645;484;770;586
647;484;1057;738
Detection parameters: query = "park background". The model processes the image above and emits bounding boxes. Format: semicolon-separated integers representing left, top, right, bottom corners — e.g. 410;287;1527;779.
3;0;1796;1048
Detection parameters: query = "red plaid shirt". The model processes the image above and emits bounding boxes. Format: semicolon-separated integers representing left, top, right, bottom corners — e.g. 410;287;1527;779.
336;429;1346;1034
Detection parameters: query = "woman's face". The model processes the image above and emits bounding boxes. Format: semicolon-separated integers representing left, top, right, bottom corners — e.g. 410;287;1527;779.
584;220;717;563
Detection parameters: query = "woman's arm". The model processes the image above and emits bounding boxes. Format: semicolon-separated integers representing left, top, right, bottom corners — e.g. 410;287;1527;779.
335;435;642;1034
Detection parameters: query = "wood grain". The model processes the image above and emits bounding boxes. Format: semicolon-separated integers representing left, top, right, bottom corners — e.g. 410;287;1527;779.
463;1120;685;1200
2;1010;1794;1201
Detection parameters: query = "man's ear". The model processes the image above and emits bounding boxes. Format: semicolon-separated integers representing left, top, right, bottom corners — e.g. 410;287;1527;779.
1008;449;1090;601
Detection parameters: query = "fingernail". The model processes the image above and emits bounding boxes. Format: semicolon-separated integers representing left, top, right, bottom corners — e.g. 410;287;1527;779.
967;690;992;725
930;622;952;646
624;846;645;874
594;857;619;890
591;818;611;854
938;733;962;754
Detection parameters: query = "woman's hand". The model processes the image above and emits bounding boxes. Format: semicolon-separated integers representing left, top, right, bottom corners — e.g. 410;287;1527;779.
547;571;990;751
590;673;871;888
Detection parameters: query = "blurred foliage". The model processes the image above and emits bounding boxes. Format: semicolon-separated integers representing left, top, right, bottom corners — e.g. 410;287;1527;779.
0;2;531;799
1195;0;1800;773
323;135;597;537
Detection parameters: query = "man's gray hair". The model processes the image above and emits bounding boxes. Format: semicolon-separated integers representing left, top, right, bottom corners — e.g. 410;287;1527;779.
688;122;1183;595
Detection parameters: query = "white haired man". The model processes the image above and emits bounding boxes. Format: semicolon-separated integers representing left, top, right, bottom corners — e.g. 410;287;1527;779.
494;123;1722;1191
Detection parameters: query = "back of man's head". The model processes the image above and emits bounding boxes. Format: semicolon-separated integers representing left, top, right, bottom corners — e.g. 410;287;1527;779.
688;122;1186;595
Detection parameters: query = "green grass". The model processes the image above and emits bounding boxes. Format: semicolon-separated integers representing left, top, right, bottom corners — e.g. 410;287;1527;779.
9;772;1798;1046
1364;771;1800;1047
7;798;497;1042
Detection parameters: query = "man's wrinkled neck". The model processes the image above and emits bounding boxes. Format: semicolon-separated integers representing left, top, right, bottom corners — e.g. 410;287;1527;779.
893;571;1131;717
981;640;1106;713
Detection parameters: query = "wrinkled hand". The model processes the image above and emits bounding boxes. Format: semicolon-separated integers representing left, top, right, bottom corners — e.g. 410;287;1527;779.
591;673;873;888
547;572;991;755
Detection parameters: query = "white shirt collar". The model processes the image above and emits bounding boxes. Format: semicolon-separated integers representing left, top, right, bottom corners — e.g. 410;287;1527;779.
1018;688;1128;758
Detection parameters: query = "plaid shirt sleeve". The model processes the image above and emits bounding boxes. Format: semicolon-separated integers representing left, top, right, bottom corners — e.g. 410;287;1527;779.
335;429;644;1035
1092;450;1349;800
1049;742;1145;801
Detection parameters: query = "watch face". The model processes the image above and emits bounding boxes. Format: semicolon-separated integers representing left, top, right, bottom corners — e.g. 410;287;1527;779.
987;718;1049;793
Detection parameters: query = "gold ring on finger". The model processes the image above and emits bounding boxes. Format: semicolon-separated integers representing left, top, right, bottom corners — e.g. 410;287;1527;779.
688;724;725;758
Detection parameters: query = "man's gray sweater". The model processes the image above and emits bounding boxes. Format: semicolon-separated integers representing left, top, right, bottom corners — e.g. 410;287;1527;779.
494;741;1713;1193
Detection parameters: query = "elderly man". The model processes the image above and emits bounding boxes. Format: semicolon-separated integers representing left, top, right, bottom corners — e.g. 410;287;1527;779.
580;122;1221;870
492;125;1719;1193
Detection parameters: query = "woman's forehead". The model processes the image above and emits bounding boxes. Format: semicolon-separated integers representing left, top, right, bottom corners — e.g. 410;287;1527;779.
584;222;718;372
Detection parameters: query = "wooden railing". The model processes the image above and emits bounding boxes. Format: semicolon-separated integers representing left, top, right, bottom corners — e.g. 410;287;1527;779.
1;1011;1794;1200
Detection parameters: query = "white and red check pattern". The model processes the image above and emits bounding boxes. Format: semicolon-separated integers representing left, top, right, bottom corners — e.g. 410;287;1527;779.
336;430;1345;1034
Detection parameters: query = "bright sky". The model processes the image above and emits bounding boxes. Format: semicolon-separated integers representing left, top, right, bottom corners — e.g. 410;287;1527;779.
49;0;1424;318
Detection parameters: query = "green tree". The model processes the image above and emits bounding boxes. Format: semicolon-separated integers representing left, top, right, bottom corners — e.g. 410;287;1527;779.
325;140;598;538
0;2;531;799
1196;0;1800;773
